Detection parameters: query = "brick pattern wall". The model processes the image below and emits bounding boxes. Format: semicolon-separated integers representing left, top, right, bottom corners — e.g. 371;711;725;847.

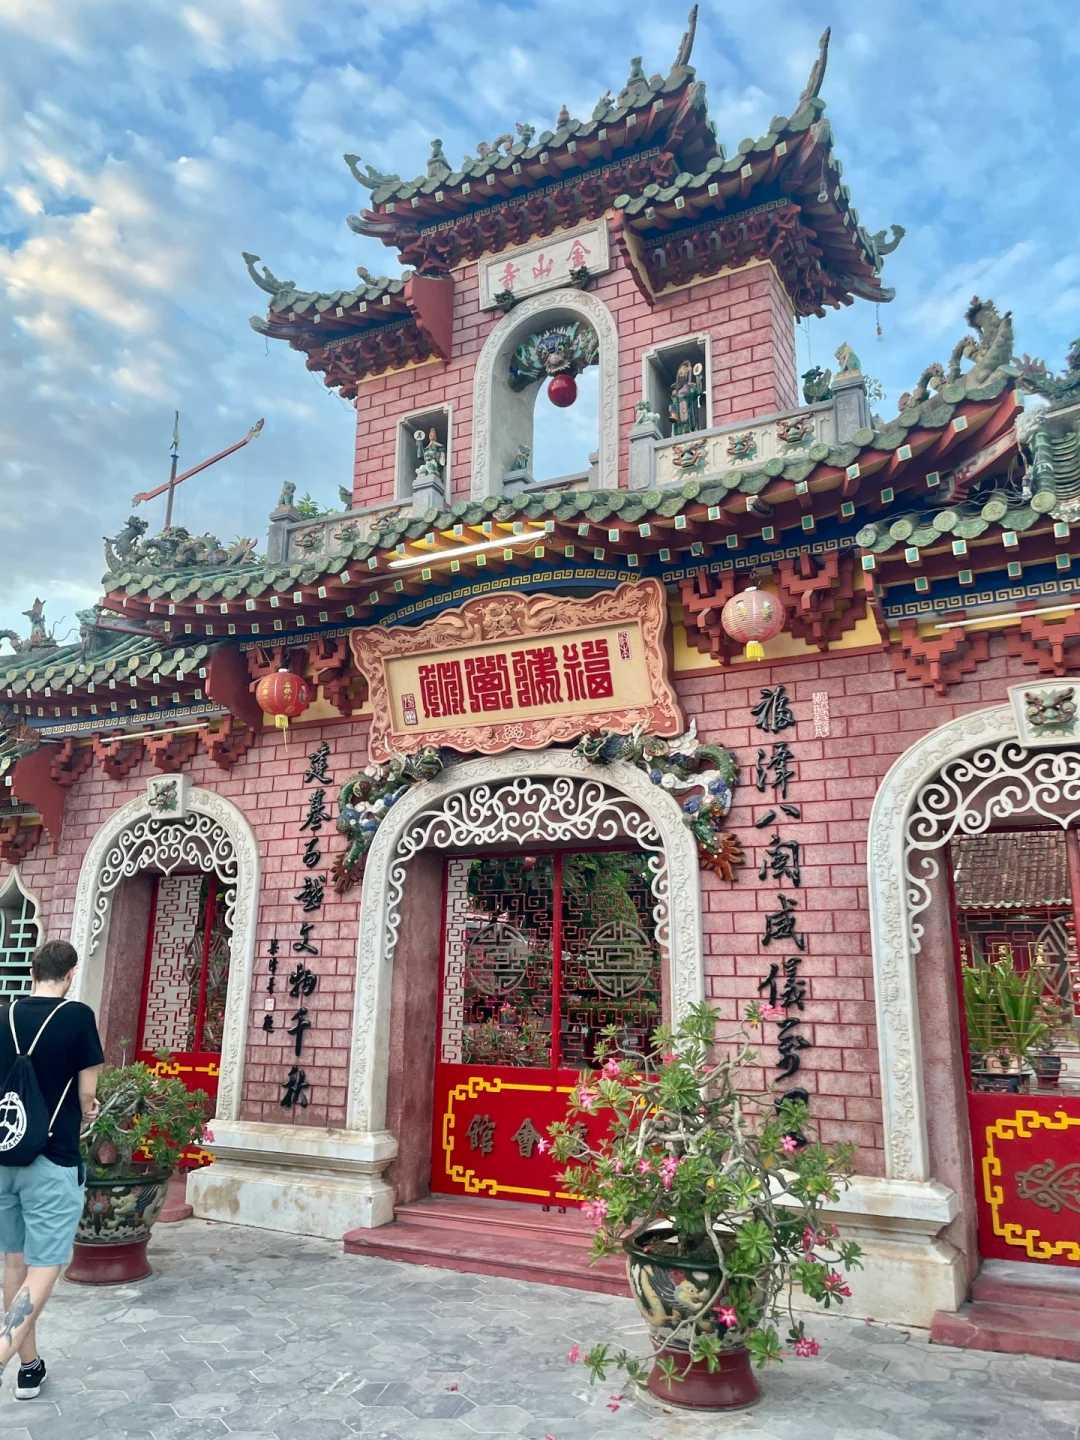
677;635;1032;1177
349;239;799;510
1;634;1037;1169
4;720;372;1130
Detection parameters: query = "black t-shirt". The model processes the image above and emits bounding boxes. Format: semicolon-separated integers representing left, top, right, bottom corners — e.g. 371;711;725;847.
0;998;105;1167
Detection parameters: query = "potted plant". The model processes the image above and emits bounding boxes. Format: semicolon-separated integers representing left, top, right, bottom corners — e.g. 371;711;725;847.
962;959;1058;1093
549;1002;861;1412
67;1062;211;1286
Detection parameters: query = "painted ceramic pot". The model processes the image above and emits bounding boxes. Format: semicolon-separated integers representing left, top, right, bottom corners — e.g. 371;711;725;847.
623;1223;762;1410
66;1168;171;1286
77;1168;170;1244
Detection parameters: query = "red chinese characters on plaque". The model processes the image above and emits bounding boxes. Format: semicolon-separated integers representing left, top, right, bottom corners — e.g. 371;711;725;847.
351;579;682;760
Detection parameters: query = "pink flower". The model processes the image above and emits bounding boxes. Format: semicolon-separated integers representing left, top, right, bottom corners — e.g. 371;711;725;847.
759;1003;786;1021
606;1395;622;1412
581;1199;608;1224
801;1225;817;1252
794;1337;820;1358
659;1155;681;1191
567;1344;581;1364
715;1305;738;1327
824;1269;852;1298
613;1158;623;1174
781;1135;798;1154
602;1058;621;1079
576;1087;598;1112
536;1138;549;1154
637;1158;654;1175
661;1052;679;1065
202;1127;215;1144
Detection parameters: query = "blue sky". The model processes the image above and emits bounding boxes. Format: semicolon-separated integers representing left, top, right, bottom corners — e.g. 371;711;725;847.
0;0;1077;642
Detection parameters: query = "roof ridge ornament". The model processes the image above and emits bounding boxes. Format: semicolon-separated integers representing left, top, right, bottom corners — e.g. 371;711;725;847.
798;26;831;107
426;138;451;182
241;252;293;296
673;4;699;71
343;153;402;191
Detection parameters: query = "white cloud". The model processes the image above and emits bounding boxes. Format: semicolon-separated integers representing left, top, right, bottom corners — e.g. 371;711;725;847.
0;0;1076;638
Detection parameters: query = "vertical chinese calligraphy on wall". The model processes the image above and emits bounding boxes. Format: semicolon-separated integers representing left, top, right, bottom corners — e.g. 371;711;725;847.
751;686;814;1089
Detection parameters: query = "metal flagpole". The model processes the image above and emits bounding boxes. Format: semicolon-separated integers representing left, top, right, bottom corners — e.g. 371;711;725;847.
163;411;180;530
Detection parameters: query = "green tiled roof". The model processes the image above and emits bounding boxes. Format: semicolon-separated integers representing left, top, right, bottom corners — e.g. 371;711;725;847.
612;96;894;282
856;405;1075;560
104;373;1017;607
354;62;712;209
0;631;208;701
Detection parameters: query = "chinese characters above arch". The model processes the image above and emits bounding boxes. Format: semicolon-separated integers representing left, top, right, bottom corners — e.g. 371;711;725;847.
352;580;682;760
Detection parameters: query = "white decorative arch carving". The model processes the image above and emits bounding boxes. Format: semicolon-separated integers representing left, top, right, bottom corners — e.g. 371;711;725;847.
470;286;620;497
867;701;1079;1183
347;750;702;1134
69;787;260;1122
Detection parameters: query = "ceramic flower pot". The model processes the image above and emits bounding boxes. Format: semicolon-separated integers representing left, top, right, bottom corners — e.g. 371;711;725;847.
1032;1052;1062;1089
623;1225;761;1411
65;1167;171;1286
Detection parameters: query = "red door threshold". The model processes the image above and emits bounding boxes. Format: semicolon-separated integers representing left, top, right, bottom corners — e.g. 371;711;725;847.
343;1195;628;1296
931;1261;1080;1362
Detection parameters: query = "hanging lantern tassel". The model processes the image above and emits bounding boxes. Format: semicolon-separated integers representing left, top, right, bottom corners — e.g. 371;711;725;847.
254;667;312;742
720;586;786;662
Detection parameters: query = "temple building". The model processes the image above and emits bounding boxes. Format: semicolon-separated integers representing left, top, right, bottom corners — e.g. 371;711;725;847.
1;14;1078;1348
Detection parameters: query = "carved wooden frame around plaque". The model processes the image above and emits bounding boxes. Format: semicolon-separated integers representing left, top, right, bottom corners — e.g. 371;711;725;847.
352;578;683;760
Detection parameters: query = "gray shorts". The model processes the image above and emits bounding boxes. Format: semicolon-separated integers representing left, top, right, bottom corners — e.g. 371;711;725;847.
0;1156;84;1267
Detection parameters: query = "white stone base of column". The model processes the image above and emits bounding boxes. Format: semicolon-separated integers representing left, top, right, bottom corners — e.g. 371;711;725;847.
794;1175;965;1329
187;1122;397;1240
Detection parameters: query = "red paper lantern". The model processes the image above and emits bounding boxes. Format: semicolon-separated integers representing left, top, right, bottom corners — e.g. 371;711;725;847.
720;586;786;661
254;667;311;734
547;372;578;407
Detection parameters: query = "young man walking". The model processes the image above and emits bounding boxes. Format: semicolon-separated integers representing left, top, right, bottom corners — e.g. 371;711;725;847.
0;941;104;1399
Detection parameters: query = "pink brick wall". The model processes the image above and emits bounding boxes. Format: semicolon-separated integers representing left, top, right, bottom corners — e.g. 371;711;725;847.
675;635;1034;1176
349;238;799;509
6;720;372;1130
2;632;1037;1173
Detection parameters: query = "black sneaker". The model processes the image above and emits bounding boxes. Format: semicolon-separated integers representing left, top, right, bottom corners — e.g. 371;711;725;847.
14;1358;45;1400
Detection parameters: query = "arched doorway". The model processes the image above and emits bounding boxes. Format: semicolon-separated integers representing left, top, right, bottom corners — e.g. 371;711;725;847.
868;694;1080;1274
345;750;702;1222
69;785;260;1125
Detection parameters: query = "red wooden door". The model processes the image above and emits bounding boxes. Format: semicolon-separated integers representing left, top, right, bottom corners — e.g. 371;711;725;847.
137;872;230;1168
431;849;662;1204
952;828;1080;1267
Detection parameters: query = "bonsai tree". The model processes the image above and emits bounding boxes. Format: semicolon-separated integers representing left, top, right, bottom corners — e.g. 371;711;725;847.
549;1003;861;1395
82;1063;212;1179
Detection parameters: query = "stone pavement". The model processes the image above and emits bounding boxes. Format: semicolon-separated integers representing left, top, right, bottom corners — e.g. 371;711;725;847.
6;1219;1080;1440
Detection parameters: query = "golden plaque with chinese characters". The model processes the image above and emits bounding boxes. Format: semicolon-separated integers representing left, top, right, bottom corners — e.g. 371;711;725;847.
352;579;682;760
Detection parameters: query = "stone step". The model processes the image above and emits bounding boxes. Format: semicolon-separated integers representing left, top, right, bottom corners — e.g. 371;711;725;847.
972;1261;1080;1313
930;1300;1080;1363
343;1199;627;1296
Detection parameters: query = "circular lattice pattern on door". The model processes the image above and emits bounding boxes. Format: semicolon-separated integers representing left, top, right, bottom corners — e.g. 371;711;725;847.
579;920;655;999
466;921;531;995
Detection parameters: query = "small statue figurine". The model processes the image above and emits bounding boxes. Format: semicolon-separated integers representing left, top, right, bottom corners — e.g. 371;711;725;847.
277;480;297;509
834;342;862;377
802;365;833;404
668;360;706;436
509;443;532;473
414;428;446;483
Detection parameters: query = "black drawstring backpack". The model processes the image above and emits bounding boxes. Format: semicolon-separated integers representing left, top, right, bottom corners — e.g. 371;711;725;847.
0;1000;74;1166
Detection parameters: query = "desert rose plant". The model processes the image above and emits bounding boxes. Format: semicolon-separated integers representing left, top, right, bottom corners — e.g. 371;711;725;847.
81;1062;212;1179
548;1002;861;1393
